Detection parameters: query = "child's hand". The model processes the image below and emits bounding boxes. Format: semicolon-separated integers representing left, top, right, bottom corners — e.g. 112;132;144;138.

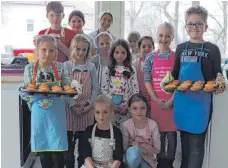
82;104;93;114
155;98;166;109
120;102;128;114
70;105;82;115
138;143;149;155
140;147;148;155
33;35;40;46
113;104;123;114
164;99;173;109
113;102;128;114
160;71;174;93
56;39;63;47
132;141;139;147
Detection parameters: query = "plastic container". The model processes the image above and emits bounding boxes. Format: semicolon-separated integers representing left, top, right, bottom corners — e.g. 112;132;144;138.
24;53;34;62
13;49;34;57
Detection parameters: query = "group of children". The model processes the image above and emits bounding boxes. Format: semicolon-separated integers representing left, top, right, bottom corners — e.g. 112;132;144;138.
19;1;227;168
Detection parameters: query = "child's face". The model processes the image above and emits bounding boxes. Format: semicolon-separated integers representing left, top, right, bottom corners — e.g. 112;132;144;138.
47;10;64;27
129;39;138;50
157;26;173;49
72;41;89;61
98;36;111;58
113;45;127;65
37;41;57;65
129;100;147;121
99;14;112;30
140;39;154;58
69;15;85;33
185;14;208;41
94;102;112;126
98;36;111;50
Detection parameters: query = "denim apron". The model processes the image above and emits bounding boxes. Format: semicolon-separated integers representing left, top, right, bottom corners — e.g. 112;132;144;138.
30;61;68;152
173;41;211;134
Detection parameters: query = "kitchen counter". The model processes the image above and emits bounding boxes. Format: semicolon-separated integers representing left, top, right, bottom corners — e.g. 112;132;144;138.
1;74;23;83
2;78;22;168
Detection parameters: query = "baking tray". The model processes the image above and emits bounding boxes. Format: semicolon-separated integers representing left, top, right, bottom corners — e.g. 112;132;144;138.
22;89;78;97
164;80;218;93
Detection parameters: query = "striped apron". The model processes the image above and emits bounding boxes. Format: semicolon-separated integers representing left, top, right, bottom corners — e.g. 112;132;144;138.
66;63;94;131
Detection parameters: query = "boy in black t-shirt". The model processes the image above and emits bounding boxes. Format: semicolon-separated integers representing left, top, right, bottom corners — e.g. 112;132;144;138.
161;5;226;168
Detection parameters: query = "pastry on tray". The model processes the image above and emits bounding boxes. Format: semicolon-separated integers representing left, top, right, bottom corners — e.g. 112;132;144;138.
178;86;188;91
205;81;217;88
169;80;180;85
165;84;177;90
180;82;192;87
183;80;192;84
38;84;49;92
204;87;215;92
65;88;74;93
63;85;74;93
177;81;192;91
204;83;216;92
190;84;203;91
51;86;62;93
194;80;205;85
206;80;216;85
63;85;72;90
26;83;37;91
39;83;48;87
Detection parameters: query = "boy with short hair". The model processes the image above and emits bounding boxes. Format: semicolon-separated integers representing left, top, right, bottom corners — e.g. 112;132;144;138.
34;1;76;62
161;5;226;168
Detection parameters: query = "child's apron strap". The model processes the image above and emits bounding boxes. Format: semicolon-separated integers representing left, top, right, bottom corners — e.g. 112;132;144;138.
31;61;60;84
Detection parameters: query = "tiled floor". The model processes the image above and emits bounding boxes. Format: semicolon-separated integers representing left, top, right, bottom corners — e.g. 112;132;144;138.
32;133;182;168
32;151;181;168
31;156;181;168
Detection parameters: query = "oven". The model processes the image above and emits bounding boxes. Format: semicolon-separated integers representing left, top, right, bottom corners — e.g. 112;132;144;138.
19;97;36;168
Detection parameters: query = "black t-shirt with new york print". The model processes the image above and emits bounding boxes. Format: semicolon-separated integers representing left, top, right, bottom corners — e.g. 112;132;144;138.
172;41;222;81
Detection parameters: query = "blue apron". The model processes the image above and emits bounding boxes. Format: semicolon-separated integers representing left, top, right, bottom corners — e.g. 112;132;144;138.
30;81;68;152
173;41;211;134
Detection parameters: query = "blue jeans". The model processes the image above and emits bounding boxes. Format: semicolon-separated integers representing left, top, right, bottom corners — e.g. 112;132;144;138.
180;131;206;168
126;146;151;168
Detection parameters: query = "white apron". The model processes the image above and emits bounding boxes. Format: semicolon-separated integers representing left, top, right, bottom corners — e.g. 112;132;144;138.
88;123;115;168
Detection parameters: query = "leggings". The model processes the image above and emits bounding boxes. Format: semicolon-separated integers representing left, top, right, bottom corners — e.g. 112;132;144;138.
39;151;64;168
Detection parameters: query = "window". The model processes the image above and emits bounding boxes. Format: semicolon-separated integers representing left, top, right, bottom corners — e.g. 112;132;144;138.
27;20;34;32
62;22;68;28
124;1;228;57
1;1;95;53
